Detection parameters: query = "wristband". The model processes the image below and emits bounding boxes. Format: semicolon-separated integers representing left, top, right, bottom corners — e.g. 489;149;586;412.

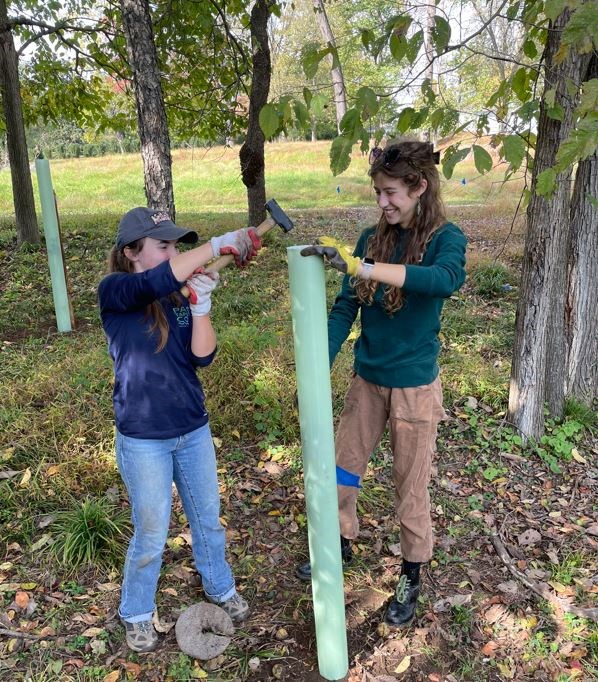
360;257;375;280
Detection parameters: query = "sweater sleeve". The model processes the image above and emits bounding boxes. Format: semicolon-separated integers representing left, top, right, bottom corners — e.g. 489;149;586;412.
98;260;182;312
327;229;370;366
402;224;467;298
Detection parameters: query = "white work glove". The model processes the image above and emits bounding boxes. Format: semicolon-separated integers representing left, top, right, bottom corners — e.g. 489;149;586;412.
210;227;261;266
186;271;219;317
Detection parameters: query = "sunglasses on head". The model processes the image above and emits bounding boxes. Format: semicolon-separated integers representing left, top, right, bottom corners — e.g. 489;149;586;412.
368;145;440;168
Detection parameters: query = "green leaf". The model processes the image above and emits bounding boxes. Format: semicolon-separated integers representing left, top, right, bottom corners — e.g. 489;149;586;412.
421;79;436;105
303;87;313;109
442;146;470;179
578;79;598;116
259;104;280;139
397;107;415;133
293;100;311;129
356;86;379;120
536;168;557;197
523;39;538;59
407;30;424;63
301;44;330;79
311;93;329;117
561;4;597;56
472;145;493;174
547;103;564;121
389;33;409;61
361;28;376;50
502;135;527;171
512;67;530;102
545;0;566;21
339;108;362;139
432;16;451;53
330;135;355;176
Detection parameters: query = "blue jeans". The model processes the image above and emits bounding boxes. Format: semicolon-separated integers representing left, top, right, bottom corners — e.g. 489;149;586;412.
116;423;236;622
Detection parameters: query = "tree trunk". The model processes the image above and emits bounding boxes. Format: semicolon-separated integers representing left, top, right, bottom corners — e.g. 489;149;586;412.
423;1;436;143
0;0;40;245
312;0;346;132
507;10;590;439
240;0;271;226
119;0;175;218
566;55;598;405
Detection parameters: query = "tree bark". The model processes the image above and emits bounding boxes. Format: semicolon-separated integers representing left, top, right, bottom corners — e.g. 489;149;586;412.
312;0;346;132
566;55;598;405
119;0;175;218
240;0;271;226
0;0;40;245
423;1;436;143
508;10;590;438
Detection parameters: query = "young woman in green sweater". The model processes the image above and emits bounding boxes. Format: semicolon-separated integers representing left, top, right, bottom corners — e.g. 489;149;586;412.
298;139;467;627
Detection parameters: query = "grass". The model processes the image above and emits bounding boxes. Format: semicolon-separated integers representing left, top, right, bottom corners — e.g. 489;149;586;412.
0;141;596;681
0;139;524;217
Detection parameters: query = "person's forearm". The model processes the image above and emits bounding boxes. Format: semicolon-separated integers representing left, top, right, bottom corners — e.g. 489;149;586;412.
191;315;217;357
169;243;215;282
358;261;406;288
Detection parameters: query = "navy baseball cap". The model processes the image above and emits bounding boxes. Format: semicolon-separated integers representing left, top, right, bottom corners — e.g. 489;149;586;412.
116;207;199;249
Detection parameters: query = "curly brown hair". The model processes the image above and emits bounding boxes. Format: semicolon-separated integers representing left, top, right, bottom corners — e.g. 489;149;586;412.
354;139;446;314
108;239;182;352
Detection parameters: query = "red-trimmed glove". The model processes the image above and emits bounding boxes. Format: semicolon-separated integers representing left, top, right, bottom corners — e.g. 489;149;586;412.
186;270;219;316
210;227;261;267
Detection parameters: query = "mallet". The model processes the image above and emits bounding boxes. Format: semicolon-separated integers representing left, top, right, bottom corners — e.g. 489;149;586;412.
181;198;294;297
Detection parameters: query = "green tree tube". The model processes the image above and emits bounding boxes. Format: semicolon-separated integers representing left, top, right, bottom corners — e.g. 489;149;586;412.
35;154;72;332
287;245;348;681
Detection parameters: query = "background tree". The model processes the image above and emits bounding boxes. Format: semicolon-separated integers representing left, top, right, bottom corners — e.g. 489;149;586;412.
119;0;174;216
0;0;39;244
240;0;273;225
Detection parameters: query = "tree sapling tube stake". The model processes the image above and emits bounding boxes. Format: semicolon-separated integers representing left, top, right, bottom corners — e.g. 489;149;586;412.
35;153;73;332
287;245;348;682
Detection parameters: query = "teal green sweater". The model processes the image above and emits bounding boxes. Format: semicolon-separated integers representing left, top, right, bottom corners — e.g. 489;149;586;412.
328;222;467;388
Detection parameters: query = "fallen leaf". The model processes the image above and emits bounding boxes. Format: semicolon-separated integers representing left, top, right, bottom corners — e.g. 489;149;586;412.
394;655;411;674
19;468;31;487
570;448;586;464
212;437;222;449
497;581;518;597
14;591;30;609
481;640;499;656
103;671;120;682
517;528;541;546
81;627;105;638
433;593;472;612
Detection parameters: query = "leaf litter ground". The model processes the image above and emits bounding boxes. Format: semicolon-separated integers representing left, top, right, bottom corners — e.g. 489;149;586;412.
1;207;596;682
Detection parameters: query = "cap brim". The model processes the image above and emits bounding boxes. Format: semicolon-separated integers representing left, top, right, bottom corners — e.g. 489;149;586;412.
144;223;198;244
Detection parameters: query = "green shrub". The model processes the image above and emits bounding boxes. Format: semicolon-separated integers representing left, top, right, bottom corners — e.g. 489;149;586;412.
469;260;516;297
51;496;130;572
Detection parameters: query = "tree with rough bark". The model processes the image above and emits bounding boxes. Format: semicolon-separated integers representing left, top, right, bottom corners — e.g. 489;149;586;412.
119;0;174;217
0;0;39;244
240;0;273;226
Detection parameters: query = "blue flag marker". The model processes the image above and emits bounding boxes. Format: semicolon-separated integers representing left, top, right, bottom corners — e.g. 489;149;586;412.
336;465;362;488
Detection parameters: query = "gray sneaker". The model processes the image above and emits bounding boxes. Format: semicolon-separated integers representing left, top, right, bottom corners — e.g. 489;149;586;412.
122;619;159;652
209;593;249;624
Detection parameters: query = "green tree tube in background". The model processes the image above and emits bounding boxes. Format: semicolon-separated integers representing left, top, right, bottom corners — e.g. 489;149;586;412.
287;245;348;681
35;154;72;332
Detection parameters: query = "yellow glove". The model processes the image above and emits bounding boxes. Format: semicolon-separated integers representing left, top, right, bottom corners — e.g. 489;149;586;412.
300;236;360;276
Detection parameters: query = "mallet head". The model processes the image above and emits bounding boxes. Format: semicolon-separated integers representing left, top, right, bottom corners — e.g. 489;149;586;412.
265;198;294;233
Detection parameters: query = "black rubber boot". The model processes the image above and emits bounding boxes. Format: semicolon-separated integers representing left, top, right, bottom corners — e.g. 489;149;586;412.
384;560;421;627
295;536;353;581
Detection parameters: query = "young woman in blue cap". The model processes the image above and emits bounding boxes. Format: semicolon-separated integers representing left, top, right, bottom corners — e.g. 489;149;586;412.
299;140;467;628
98;207;261;651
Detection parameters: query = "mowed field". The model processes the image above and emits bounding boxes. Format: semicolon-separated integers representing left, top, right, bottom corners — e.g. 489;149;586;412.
0;139;517;218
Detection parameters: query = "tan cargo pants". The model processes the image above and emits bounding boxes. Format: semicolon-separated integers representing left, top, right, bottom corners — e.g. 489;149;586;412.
336;374;445;562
